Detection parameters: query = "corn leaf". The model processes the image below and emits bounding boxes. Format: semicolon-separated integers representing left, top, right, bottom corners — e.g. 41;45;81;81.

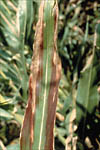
20;0;61;150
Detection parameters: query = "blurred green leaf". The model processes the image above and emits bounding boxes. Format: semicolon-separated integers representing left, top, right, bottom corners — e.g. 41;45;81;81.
13;113;23;125
0;108;13;120
26;0;34;39
76;64;99;123
7;143;20;150
76;24;100;125
96;23;100;48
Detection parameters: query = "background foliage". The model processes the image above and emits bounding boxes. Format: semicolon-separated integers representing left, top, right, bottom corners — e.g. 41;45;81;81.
0;0;100;150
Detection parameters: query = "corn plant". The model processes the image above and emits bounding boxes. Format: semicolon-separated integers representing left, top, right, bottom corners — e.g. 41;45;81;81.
0;0;100;150
20;0;61;150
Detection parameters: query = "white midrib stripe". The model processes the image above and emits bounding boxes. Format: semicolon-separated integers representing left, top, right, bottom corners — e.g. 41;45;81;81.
38;54;48;150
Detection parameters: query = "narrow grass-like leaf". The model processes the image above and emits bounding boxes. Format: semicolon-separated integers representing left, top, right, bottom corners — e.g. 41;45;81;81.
20;0;61;150
95;22;100;48
76;24;99;124
17;0;28;100
26;0;33;39
0;1;19;49
0;0;33;100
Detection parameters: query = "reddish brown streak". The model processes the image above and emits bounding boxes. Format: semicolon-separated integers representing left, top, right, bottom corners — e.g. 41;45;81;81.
44;1;61;149
31;2;44;106
20;74;33;150
20;2;44;149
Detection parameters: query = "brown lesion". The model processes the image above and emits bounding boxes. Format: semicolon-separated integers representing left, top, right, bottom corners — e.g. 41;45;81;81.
32;2;44;106
44;1;62;149
45;50;61;149
20;1;45;150
20;74;34;150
